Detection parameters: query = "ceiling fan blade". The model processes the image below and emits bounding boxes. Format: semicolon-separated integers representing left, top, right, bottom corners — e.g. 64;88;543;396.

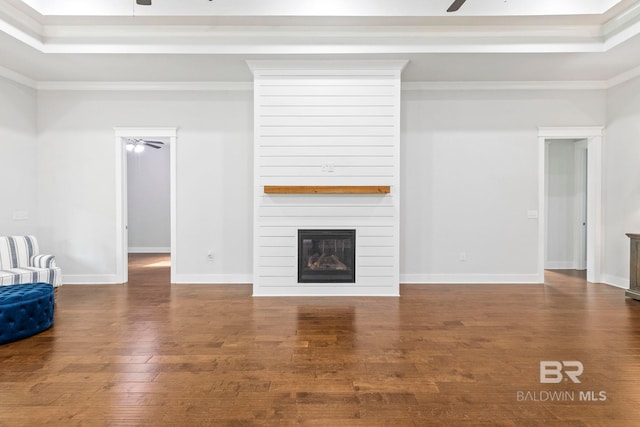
144;143;163;149
136;0;152;5
447;0;467;12
143;140;165;145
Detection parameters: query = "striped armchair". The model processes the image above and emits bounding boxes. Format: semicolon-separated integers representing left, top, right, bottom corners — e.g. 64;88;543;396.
0;236;62;289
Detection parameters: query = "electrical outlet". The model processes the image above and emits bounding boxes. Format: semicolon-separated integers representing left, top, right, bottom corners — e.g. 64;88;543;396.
207;250;214;262
459;252;467;262
321;163;335;173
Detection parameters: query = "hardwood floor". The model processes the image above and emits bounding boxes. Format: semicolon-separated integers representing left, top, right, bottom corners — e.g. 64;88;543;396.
2;255;640;426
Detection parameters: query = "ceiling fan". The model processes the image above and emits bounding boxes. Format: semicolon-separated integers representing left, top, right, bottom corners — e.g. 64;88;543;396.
125;138;165;153
447;0;467;12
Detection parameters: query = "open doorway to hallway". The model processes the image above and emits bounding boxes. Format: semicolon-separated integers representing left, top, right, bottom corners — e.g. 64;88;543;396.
545;139;588;274
127;137;171;281
114;127;177;285
538;127;603;284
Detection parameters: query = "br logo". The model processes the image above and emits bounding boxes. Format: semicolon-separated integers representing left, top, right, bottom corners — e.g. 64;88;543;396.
540;361;584;384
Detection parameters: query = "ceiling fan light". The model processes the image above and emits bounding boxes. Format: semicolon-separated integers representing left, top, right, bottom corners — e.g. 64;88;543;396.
134;144;145;153
125;142;135;151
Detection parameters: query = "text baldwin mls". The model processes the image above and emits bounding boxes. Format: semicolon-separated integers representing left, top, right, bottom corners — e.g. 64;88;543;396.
516;361;607;402
517;390;607;402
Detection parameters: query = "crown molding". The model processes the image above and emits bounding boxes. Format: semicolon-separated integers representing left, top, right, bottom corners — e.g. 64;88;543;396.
33;79;610;92
607;62;640;87
401;80;609;91
1;66;638;92
247;59;409;75
36;81;253;91
602;0;640;40
0;64;36;88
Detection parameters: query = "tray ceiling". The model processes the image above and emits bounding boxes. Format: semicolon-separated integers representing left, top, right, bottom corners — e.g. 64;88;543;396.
1;0;640;88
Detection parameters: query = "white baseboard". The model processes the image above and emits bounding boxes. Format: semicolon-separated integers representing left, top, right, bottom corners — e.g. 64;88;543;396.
600;274;629;289
62;274;122;284
400;273;541;284
64;273;253;285
172;274;253;284
545;261;578;270
128;247;171;253
60;272;628;289
253;288;399;297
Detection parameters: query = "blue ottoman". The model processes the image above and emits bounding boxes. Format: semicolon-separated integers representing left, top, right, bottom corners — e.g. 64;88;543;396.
0;283;54;345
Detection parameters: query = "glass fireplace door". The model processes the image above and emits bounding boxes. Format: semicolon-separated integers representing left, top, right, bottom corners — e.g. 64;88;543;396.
298;229;356;283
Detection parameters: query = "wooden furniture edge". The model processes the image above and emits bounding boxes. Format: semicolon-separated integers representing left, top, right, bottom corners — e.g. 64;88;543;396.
264;185;391;194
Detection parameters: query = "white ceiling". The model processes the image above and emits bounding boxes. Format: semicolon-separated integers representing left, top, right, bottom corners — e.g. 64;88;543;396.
1;0;640;88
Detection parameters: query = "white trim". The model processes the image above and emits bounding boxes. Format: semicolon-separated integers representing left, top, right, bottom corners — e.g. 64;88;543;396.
0;65;36;89
128;247;171;253
601;274;629;289
247;59;409;74
538;127;604;285
114;131;126;284
169;131;177;284
114;127;178;138
573;140;588;271
31;77;640;92
0;76;629;93
538;137;548;283
602;0;640;39
114;127;178;284
538;127;605;138
400;274;541;284
37;80;608;92
603;2;640;50
402;81;608;91
37;81;253;91
172;274;253;284
62;274;121;284
255;293;400;297
254;287;400;297
607;63;640;88
585;132;604;285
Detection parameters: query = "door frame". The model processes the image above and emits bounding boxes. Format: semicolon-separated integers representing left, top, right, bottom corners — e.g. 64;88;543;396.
538;127;603;284
573;140;588;271
114;127;178;284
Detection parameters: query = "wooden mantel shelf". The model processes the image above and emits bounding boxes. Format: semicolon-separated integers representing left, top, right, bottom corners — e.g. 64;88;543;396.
264;185;390;194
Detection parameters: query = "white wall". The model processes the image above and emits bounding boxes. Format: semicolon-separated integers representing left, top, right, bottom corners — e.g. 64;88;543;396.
31;85;608;285
127;140;170;252
400;89;605;283
0;77;38;236
546;140;577;269
603;75;640;287
37;90;253;283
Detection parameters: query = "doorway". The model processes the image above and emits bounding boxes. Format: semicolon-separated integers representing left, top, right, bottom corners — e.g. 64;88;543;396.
538;127;603;284
545;139;587;271
114;127;177;284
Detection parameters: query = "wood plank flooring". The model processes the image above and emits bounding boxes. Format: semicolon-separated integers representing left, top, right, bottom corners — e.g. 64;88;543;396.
2;254;640;426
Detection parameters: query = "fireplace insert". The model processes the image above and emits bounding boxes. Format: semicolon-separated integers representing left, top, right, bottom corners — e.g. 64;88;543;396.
298;229;356;283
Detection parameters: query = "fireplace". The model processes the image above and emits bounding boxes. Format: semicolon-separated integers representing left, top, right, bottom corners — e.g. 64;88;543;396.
251;61;402;296
298;230;356;283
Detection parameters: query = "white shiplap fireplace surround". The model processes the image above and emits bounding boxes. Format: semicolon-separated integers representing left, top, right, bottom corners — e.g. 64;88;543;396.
250;61;406;296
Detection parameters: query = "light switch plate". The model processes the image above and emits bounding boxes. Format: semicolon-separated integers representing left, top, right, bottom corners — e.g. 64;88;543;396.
527;210;539;219
13;210;29;221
